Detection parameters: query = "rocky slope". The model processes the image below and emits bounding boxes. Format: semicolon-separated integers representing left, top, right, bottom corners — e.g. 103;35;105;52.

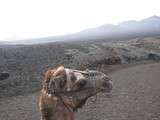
0;36;160;98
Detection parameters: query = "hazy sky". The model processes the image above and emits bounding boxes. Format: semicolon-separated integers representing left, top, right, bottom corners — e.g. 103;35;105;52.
0;0;160;41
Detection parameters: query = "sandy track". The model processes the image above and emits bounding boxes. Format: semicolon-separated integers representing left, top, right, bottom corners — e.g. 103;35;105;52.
0;63;160;120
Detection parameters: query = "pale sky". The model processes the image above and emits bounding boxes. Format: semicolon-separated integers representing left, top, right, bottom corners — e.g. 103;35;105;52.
0;0;160;41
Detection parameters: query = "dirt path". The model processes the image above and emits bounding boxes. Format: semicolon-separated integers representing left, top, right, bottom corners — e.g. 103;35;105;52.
0;63;160;120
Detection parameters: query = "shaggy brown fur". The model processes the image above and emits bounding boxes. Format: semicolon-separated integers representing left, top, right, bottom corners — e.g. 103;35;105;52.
39;92;74;120
39;66;74;120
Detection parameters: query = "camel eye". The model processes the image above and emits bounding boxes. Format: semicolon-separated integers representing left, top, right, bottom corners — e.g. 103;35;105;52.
76;79;87;88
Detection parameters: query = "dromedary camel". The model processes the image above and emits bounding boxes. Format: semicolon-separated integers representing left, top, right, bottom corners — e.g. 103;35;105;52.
39;66;112;120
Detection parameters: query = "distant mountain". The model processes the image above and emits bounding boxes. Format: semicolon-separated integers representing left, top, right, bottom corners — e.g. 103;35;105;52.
119;16;160;31
77;16;160;39
3;16;160;44
79;24;117;34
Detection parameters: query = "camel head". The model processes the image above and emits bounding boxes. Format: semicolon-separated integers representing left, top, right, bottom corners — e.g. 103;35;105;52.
42;66;112;97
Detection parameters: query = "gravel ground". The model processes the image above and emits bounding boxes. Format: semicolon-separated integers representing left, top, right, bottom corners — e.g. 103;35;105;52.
0;62;160;120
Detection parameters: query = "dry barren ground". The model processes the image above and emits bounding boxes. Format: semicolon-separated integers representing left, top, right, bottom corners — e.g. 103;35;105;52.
0;62;160;120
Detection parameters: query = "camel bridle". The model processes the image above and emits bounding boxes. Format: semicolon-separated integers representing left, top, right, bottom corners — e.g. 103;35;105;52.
45;69;109;97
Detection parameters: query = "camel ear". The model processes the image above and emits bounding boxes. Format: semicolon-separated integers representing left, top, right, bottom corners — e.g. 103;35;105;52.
85;69;89;72
44;69;56;82
53;66;65;76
